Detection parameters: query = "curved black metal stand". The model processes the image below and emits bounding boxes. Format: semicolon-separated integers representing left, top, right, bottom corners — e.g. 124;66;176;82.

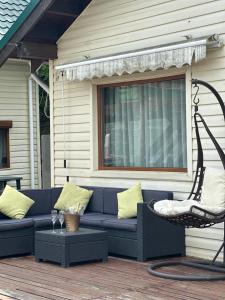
148;79;225;281
148;257;225;281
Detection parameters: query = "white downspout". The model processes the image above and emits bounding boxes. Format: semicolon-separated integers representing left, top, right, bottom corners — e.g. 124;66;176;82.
28;77;35;189
28;73;49;189
31;73;49;94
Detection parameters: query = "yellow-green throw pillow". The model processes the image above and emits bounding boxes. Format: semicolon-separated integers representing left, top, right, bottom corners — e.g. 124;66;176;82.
0;185;34;219
117;183;143;219
54;183;93;212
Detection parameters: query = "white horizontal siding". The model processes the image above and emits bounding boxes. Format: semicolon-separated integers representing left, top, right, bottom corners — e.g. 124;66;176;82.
0;60;40;189
52;0;225;260
56;0;225;64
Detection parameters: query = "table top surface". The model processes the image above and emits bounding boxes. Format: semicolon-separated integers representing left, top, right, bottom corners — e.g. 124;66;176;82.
36;228;107;242
0;176;23;181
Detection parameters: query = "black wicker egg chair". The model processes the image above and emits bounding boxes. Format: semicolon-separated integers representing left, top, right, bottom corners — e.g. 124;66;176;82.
147;78;225;281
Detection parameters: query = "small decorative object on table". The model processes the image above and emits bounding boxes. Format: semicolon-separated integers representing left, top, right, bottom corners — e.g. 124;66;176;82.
58;210;64;234
64;204;84;232
51;209;58;233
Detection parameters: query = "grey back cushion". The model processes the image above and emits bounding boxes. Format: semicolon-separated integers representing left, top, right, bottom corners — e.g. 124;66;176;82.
103;187;124;215
82;186;104;213
22;189;52;216
103;187;174;215
20;186;173;217
142;190;173;202
51;187;63;208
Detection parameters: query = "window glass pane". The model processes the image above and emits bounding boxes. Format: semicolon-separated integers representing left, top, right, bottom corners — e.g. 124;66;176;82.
0;129;8;168
100;78;187;169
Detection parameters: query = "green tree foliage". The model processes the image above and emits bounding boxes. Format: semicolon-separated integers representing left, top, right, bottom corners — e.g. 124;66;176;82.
38;64;49;83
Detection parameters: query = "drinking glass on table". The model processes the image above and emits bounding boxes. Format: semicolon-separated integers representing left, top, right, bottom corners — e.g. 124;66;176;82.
51;209;57;233
58;210;64;234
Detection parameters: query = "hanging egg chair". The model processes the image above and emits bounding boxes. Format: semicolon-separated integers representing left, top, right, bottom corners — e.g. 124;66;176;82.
147;79;225;280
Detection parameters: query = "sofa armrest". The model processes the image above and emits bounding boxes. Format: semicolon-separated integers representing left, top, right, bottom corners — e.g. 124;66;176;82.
137;202;185;261
137;202;168;236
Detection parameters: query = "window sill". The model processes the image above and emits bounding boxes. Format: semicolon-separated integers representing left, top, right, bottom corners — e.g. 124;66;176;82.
90;170;193;182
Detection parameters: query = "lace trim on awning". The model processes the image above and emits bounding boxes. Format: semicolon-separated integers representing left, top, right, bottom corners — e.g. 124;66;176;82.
56;35;222;81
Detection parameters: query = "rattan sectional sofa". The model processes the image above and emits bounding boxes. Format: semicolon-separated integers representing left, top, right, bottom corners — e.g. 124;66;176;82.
0;186;185;261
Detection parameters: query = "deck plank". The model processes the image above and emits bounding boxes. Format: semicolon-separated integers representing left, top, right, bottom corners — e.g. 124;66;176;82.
0;256;225;299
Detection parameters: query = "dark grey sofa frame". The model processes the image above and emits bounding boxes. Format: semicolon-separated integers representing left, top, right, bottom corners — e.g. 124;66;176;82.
137;203;185;261
0;186;185;261
97;203;185;261
79;187;185;261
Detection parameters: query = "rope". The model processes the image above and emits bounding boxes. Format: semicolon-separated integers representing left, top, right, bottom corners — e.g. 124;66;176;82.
61;72;65;162
61;71;69;182
44;94;50;119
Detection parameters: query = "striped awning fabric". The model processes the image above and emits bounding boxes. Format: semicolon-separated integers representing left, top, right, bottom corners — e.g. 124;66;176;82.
56;35;223;81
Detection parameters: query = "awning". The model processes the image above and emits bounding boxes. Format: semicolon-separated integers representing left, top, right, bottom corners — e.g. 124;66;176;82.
56;35;223;81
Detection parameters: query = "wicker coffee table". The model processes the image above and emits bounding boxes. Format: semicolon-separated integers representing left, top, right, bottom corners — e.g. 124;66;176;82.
35;228;108;267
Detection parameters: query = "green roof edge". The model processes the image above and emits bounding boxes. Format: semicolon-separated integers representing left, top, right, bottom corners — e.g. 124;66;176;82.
0;0;41;49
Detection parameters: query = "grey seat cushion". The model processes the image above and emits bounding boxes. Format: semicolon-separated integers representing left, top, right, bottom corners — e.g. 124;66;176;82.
0;218;33;232
103;216;137;232
80;213;137;232
32;214;52;229
80;213;112;228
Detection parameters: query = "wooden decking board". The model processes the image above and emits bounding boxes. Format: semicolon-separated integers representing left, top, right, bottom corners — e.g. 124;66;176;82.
0;263;104;296
0;284;46;300
0;263;118;299
0;277;68;300
1;258;148;293
74;259;225;300
0;289;22;300
0;264;93;299
0;269;81;297
0;257;225;299
0;273;109;300
2;258;224;300
0;262;126;298
0;256;221;298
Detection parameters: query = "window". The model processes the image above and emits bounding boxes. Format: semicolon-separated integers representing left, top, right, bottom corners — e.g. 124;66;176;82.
98;75;187;172
0;121;12;169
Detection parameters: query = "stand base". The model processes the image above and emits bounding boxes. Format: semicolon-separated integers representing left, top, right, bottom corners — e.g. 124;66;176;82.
148;260;225;281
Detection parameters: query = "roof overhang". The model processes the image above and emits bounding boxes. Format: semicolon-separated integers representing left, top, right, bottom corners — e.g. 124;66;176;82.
0;0;40;50
0;0;92;71
0;0;56;68
56;35;223;81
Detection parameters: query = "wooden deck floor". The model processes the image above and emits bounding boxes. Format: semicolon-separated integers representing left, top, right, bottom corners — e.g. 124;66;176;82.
0;256;224;300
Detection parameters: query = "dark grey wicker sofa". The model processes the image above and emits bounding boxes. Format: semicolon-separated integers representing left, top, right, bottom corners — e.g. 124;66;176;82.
0;186;185;261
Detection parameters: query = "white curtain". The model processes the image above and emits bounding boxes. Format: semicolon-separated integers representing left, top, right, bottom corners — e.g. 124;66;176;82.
103;79;187;168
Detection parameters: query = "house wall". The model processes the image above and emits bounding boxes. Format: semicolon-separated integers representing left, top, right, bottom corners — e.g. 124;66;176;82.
51;0;225;260
0;60;40;189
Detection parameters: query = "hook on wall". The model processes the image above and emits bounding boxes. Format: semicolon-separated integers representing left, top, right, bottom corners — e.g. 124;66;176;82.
192;83;200;106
